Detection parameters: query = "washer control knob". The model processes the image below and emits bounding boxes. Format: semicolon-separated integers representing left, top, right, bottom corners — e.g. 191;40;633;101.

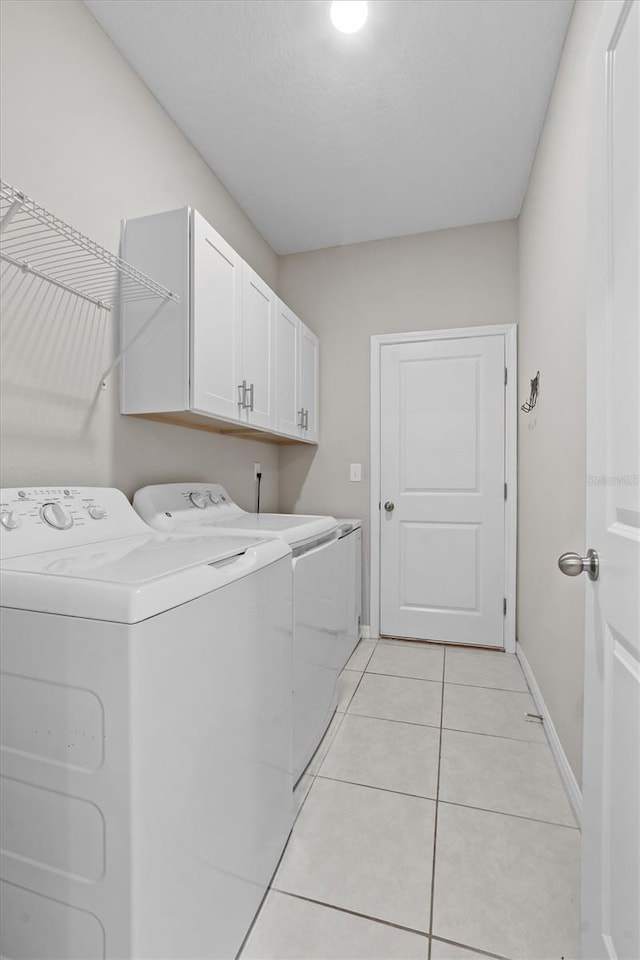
41;502;74;530
0;510;20;531
88;506;106;520
209;494;221;505
189;492;208;509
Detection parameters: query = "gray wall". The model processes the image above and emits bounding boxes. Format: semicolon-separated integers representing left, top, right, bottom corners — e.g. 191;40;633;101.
277;221;519;621
0;0;280;510
517;0;604;786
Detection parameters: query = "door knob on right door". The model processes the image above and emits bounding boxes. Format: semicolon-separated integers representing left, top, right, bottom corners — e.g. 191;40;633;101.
384;501;394;513
558;549;599;581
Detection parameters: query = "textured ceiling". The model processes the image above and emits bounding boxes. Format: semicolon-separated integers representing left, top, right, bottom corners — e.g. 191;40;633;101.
85;0;574;254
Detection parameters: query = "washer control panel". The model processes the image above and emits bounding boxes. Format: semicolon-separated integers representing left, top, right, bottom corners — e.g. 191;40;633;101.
0;487;151;559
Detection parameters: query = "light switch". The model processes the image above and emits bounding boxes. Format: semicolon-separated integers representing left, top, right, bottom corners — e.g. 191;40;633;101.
349;463;362;482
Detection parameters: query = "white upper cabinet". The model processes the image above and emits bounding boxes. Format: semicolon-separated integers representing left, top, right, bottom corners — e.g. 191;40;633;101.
275;300;301;437
275;302;319;442
241;264;275;430
299;322;319;443
121;207;317;444
191;211;243;420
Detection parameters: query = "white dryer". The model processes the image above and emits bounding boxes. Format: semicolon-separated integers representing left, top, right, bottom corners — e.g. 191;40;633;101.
133;483;341;781
0;486;293;960
336;520;363;670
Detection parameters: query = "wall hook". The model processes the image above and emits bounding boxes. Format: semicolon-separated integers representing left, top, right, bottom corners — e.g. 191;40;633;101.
521;371;540;413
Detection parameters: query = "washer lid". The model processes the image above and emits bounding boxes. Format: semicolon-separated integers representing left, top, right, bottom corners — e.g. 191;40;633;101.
0;532;290;623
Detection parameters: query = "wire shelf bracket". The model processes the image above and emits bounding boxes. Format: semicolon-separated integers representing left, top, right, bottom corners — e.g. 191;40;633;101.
0;180;180;386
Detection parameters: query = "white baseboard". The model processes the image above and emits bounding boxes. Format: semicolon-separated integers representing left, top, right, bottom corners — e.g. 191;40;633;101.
360;624;377;640
516;641;582;825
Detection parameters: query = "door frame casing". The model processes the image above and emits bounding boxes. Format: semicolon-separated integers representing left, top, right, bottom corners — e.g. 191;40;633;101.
370;324;517;652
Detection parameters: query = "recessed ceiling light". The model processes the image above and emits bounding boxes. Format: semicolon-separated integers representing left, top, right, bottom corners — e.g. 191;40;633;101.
330;1;368;35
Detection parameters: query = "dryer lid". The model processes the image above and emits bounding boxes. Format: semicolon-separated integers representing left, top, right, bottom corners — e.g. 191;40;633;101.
133;483;337;546
197;512;337;545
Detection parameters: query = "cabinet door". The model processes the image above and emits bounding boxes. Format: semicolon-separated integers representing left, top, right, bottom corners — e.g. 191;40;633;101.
241;265;276;430
275;300;301;437
299;323;319;442
191;212;243;420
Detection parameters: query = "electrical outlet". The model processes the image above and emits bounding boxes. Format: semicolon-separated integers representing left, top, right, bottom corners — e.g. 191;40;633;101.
349;463;362;482
253;462;262;482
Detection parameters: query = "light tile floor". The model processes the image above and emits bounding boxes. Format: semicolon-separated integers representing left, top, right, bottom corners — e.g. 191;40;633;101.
241;639;580;960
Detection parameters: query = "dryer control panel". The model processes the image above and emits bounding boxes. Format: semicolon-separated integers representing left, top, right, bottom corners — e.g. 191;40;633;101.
0;487;150;559
133;483;244;531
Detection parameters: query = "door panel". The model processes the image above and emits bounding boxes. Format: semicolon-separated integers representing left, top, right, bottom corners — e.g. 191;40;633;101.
402;357;479;491
380;335;505;646
401;522;480;612
582;3;640;958
242;265;275;429
300;323;319;442
275;301;300;437
191;212;242;420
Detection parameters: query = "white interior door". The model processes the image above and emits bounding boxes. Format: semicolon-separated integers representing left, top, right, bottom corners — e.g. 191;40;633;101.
380;335;506;647
580;3;640;958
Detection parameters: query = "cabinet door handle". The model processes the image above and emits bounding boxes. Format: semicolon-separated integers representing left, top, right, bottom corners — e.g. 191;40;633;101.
238;381;247;408
298;408;305;429
304;409;309;430
247;383;254;411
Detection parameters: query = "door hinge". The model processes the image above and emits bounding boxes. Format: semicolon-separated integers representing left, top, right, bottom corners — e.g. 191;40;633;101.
504;482;508;500
504;367;508;386
503;597;507;616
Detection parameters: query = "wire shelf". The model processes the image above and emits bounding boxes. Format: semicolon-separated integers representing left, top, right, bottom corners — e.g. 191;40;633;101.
0;180;179;311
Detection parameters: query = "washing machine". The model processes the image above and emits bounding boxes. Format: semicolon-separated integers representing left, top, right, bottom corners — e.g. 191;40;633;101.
0;486;293;960
133;483;341;781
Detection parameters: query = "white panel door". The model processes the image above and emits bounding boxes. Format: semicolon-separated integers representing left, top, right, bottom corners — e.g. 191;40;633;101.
275;300;301;437
580;4;640;958
190;212;243;420
242;264;275;430
299;323;319;442
380;336;505;646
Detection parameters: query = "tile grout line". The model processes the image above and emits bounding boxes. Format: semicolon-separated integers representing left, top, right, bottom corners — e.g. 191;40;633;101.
341;709;441;731
309;775;578;832
269;888;430;941
427;646;447;960
430;934;512;960
366;667;527;695
437;798;579;831
439;678;528;694
344;707;547;745
366;669;444;684
314;773;437;802
264;890;511;960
